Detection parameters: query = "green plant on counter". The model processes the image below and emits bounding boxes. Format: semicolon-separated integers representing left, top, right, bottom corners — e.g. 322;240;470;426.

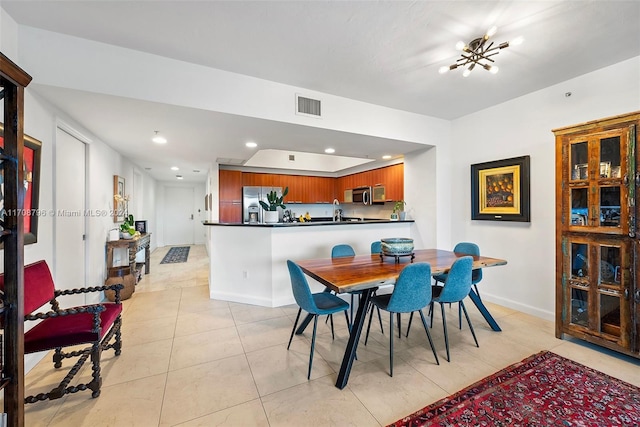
393;200;406;213
120;214;136;235
259;187;289;211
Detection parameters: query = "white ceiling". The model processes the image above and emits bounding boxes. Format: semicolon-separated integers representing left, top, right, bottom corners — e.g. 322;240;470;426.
3;1;640;182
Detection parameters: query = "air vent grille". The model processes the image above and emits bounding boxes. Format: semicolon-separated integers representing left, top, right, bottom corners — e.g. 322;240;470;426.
296;94;321;117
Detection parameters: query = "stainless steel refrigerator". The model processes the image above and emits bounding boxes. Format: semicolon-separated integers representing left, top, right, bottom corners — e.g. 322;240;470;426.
242;186;283;223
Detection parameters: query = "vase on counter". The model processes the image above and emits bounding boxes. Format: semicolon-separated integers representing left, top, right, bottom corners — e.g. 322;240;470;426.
264;210;279;224
399;211;406;221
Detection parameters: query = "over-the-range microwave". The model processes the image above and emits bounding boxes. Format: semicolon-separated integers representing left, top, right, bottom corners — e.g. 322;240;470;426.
351;186;386;205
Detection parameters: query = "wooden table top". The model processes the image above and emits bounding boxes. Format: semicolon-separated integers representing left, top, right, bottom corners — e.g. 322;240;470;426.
296;248;507;294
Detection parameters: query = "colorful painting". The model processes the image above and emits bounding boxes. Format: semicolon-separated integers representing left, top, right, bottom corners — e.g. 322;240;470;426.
471;156;530;222
0;123;42;244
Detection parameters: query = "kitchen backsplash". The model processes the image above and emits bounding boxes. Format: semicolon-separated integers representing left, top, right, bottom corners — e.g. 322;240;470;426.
285;201;404;221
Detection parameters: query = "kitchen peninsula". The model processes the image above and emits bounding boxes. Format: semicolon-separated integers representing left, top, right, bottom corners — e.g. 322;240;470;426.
205;219;414;307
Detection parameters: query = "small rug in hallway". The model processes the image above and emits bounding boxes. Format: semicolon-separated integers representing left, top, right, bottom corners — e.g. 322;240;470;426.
160;246;190;264
389;351;640;427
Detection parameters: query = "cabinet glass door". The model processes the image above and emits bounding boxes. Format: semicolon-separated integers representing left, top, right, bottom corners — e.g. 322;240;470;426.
568;241;590;328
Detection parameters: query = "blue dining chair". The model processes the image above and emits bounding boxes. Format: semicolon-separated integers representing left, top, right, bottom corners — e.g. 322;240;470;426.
331;244;382;332
286;260;351;380
370;241;382;254
433;242;482;329
364;262;439;376
430;256;478;362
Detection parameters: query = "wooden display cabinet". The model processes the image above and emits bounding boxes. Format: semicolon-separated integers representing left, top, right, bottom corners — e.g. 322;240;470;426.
554;111;640;357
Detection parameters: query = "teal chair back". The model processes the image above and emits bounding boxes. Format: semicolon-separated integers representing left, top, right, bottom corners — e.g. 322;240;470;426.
287;260;318;314
453;242;482;284
387;263;432;313
437;256;473;303
370;241;382;254
331;244;355;258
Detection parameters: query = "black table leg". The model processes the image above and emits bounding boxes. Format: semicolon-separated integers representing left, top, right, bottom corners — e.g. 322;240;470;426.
467;288;501;332
296;287;333;335
335;288;373;389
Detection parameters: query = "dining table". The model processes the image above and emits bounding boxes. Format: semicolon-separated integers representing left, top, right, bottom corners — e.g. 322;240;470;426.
294;248;508;389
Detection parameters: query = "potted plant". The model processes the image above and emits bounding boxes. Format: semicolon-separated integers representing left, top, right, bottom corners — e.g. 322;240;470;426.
393;200;406;221
259;187;288;223
120;214;136;239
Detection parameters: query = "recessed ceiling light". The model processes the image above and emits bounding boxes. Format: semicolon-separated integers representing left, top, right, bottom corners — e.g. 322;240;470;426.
144;167;151;170
176;175;183;180
246;142;257;148
382;155;392;160
193;169;200;173
171;166;179;171
324;148;335;154
152;131;167;144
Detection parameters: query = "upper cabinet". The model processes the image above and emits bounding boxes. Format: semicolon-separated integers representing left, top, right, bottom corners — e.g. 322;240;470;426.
219;170;242;202
240;172;335;203
337;163;404;202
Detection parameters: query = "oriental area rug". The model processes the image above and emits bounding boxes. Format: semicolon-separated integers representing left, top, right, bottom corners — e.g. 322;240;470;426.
389;351;640;427
160;246;191;264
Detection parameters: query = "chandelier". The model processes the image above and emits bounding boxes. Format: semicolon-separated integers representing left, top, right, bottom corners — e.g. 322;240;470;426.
439;26;521;76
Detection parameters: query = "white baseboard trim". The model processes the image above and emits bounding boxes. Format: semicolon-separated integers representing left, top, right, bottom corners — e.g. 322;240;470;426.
479;293;555;322
210;291;277;308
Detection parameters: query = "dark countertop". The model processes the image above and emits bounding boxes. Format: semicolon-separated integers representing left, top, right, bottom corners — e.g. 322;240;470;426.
204;218;414;227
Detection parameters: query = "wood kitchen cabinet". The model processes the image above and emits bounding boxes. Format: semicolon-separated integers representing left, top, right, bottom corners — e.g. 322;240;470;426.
336;163;404;202
219;170;242;222
554;111;640;358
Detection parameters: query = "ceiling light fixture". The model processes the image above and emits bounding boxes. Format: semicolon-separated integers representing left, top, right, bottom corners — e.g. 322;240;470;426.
245;141;257;148
438;26;520;76
324;148;335;154
171;166;179;171
176;175;183;180
382;155;392;160
152;131;167;144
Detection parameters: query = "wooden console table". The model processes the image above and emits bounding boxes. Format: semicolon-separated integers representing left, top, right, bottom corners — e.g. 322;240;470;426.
106;233;152;280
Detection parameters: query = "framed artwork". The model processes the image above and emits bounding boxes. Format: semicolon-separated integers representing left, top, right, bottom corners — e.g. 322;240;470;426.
471;155;530;222
113;175;126;222
134;220;147;233
0;123;42;245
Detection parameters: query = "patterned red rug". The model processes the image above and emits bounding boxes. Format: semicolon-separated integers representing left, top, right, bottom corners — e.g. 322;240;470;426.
389;350;640;427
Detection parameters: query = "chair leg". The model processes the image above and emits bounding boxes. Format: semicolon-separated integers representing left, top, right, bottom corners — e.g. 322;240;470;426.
288;308;302;350
364;302;375;345
376;306;384;334
474;284;481;300
389;313;394;377
440;303;450;362
308;315;318;380
458;302;462;330
418;309;439;365
429;301;434;326
397;313;402;339
344;310;351;332
406;311;414;337
88;341;102;398
329;314;335;340
460;301;479;348
53;347;63;368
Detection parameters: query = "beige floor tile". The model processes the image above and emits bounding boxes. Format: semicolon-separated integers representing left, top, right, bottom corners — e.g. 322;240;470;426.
174;306;236;336
160;355;259;426
121;314;177;345
261;375;380;427
47;374;166;427
236;315;296;353
230;303;288;325
246;338;334;396
99;338;173;387
174;399;269;426
169;326;244;371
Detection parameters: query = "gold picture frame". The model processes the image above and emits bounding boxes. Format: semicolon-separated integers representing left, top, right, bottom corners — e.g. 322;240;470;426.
113;175;125;222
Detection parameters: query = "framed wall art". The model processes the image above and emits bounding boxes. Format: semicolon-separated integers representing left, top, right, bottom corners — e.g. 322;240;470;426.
0;123;42;245
471;155;530;222
113;175;126;222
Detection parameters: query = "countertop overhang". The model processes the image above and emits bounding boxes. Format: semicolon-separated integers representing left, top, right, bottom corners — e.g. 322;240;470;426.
204;219;414;227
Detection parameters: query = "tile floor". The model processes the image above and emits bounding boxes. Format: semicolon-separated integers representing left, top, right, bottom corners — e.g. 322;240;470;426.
20;244;640;426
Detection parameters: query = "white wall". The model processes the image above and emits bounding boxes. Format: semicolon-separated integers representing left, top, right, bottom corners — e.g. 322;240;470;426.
449;57;640;320
155;181;206;247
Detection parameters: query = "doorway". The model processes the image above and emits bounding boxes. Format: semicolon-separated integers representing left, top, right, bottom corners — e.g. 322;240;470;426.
164;187;194;245
55;126;87;306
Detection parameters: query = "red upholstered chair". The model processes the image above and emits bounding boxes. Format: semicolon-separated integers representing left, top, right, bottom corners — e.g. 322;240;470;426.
0;260;124;403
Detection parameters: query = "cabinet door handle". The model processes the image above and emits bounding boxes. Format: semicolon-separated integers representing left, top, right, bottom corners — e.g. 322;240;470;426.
635;289;640;303
624;288;629;300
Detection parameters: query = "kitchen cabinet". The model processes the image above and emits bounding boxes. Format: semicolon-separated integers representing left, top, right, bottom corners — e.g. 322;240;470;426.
336;163;404;202
554;111;640;358
240;172;334;203
219;170;242;223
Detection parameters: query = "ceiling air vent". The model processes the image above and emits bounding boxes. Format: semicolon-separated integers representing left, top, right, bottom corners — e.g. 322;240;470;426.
296;94;322;118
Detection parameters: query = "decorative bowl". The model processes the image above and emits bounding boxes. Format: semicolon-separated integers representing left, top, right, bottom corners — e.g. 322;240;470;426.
381;238;414;255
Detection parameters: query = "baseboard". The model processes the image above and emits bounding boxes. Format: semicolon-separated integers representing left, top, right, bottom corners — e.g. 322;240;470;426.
209;291;276;308
479;292;555;321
